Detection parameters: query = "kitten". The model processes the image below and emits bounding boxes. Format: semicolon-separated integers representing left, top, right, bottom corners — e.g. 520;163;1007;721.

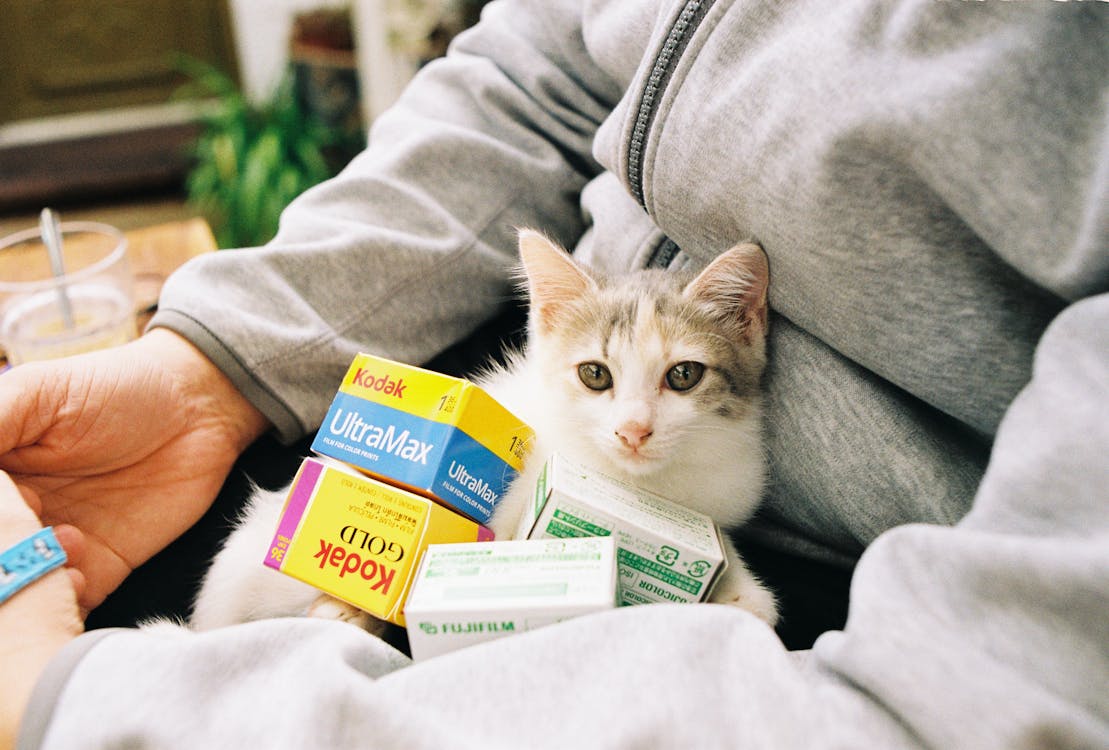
188;229;777;633
479;230;776;625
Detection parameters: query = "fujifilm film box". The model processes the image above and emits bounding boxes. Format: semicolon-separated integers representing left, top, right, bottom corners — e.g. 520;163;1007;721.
311;353;534;524
404;536;618;661
264;456;494;626
517;453;728;606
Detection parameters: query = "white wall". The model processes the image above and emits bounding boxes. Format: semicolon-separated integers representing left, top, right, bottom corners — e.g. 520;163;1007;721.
228;0;419;125
228;0;350;103
351;0;420;124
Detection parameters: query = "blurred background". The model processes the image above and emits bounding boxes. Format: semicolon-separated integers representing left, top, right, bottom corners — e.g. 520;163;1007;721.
0;0;489;247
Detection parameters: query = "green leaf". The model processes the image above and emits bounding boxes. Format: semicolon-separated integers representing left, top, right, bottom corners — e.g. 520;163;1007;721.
176;56;361;247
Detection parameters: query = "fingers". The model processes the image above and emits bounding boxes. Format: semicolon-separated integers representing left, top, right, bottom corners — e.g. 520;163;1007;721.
50;524;96;613
53;524;91;616
67;569;90;619
0;476;91;615
51;524;85;564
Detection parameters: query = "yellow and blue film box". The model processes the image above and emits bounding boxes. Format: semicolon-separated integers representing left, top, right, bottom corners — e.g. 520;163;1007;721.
311;354;534;524
264;456;494;625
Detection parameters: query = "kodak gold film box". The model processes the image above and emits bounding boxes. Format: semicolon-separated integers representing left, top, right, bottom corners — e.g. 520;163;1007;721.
264;456;494;625
517;453;728;606
404;536;618;661
311;353;534;524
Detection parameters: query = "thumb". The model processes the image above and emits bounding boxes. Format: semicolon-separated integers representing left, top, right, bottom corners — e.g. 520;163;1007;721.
0;348;138;475
0;361;54;455
0;357;90;471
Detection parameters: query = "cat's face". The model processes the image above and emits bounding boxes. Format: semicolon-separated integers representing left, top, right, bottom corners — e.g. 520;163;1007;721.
518;230;769;478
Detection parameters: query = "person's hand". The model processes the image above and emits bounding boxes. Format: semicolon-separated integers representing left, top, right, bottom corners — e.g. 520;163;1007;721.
0;329;270;611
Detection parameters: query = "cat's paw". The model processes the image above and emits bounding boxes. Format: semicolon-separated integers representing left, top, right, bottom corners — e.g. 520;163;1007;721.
709;577;779;628
306;594;389;638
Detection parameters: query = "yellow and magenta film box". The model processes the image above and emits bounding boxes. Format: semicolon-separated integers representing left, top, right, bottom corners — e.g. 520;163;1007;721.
264;456;494;625
311;353;533;524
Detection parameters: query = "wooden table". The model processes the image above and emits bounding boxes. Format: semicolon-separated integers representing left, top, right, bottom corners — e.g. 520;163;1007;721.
0;217;217;363
125;217;218;329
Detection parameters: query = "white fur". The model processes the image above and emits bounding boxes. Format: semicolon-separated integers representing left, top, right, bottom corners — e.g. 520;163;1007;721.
477;331;778;626
189;486;323;630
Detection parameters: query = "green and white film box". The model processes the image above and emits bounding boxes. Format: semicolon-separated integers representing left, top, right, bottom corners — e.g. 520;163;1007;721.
517;453;728;606
404;536;618;661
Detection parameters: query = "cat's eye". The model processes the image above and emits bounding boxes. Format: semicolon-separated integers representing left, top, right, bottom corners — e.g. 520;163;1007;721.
665;361;705;392
578;362;613;391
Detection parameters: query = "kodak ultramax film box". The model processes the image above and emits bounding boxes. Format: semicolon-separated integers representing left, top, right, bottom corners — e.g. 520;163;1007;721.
264;456;494;625
517;453;728;606
404;536;618;661
311;353;533;524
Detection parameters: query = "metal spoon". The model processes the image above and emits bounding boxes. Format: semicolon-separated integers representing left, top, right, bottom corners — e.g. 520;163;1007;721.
39;208;76;330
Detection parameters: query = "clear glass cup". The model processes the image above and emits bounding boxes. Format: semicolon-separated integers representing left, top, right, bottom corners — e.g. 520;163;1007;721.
0;221;137;365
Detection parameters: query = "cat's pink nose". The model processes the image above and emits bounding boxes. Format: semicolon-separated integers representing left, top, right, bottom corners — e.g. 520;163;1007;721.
616;423;653;450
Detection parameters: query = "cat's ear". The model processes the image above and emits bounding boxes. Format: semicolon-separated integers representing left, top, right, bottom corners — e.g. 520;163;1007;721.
517;228;595;333
683;242;769;343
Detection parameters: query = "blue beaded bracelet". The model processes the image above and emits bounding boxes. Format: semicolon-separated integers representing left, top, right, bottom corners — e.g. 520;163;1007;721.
0;527;67;606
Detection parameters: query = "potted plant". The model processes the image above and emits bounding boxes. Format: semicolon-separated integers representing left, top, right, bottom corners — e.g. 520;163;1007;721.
175;56;361;248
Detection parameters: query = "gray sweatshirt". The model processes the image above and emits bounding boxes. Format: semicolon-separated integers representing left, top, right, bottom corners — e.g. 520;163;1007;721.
21;1;1108;748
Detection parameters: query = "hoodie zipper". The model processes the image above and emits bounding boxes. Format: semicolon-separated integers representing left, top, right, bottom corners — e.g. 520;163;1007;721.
627;0;717;209
647;236;683;268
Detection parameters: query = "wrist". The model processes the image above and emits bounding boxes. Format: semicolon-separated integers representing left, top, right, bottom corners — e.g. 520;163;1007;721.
0;563;81;750
0;517;42;553
138;328;271;451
